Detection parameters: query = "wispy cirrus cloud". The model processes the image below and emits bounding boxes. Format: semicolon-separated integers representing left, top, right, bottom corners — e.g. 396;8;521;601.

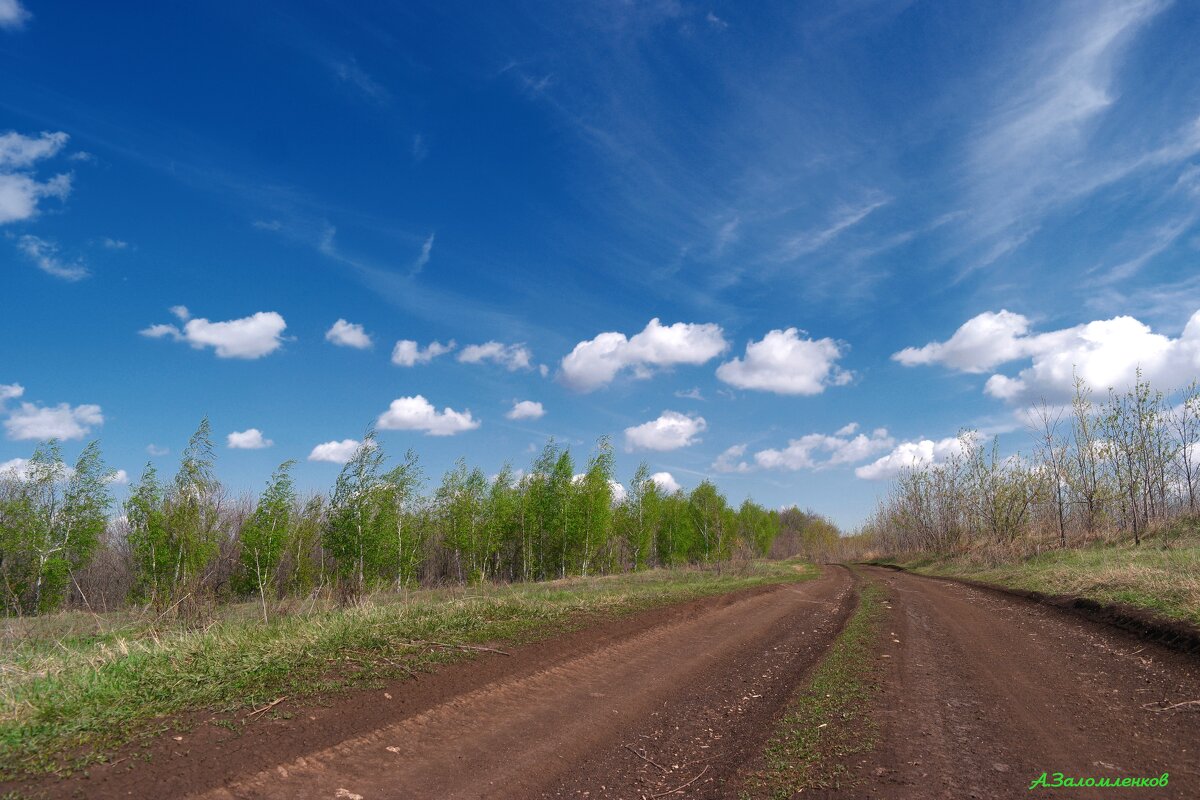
16;235;88;281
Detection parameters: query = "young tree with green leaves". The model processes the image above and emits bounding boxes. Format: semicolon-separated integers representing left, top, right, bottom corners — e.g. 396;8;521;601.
0;440;112;614
235;460;297;611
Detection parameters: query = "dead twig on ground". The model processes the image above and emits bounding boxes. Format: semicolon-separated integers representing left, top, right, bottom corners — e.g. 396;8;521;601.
398;639;511;656
245;696;287;719
623;743;668;773
650;765;709;798
1143;699;1200;712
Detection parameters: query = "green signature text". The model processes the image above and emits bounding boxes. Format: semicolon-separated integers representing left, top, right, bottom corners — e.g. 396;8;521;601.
1029;771;1169;790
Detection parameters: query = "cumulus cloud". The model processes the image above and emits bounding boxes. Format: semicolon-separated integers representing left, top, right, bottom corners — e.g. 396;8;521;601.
716;328;852;395
140;308;287;359
0;131;70;224
893;310;1031;373
16;235;87;281
894;309;1200;403
0;131;65;168
4;401;103;441
754;428;895;471
308;439;364;464
0;0;31;29
325;319;372;349
391;339;455;366
506;400;545;420
0;457;29;477
0;382;23;401
560;318;728;392
624;411;707;452
376;395;480;436
106;469;129;485
227;428;274;449
712;444;752;474
459;341;533;371
650;471;681;493
855;436;970;480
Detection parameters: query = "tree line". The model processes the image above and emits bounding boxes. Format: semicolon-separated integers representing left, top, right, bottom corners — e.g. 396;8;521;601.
0;421;806;616
860;371;1200;557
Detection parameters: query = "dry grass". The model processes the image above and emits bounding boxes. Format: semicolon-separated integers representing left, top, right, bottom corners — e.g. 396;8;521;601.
891;520;1200;624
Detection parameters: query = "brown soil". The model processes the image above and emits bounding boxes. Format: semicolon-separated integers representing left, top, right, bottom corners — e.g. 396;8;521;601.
16;566;854;799
13;564;1200;799
818;566;1200;799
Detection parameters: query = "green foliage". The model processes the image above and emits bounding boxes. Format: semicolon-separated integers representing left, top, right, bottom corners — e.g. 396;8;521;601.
4;426;790;616
235;461;297;597
0;441;112;614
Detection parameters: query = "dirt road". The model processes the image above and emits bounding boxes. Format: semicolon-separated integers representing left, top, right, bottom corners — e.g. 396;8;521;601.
52;567;853;800
25;565;1200;799
830;566;1200;799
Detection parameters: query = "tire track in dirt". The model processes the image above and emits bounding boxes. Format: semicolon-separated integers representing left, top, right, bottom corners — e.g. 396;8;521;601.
183;567;853;799
822;566;1200;799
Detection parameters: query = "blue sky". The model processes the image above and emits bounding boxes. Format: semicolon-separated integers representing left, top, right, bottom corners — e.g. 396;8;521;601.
3;0;1200;528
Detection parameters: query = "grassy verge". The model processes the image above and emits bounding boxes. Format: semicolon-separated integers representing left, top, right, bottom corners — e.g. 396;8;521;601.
880;525;1200;625
0;560;816;779
741;579;885;798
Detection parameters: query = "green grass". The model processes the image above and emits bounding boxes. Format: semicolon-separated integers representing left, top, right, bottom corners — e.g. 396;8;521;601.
741;580;885;798
882;527;1200;625
0;560;816;780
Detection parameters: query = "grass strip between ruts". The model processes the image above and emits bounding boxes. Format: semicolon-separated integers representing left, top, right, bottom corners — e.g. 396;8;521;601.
740;578;885;799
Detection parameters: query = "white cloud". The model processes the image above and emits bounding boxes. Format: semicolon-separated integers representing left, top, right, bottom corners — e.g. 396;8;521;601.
140;309;287;359
674;387;704;401
506;400;545;420
712;444;752;474
106;469;129;485
391;339;455;366
0;382;23;401
0;131;70;224
560;318;728;392
855;436;969;481
0;0;30;29
99;237;128;250
0;131;65;168
650;471;681;493
376;395;480;436
895;308;1200;403
146;444;169;456
778;196;889;260
16;235;88;281
624;411;706;452
0;457;29;478
413;232;434;274
753;428;895;472
325;319;373;349
892;310;1031;373
459;341;533;371
835;422;859;436
716;328;851;395
4;401;103;441
964;1;1182;253
227;428;274;449
308;439;363;464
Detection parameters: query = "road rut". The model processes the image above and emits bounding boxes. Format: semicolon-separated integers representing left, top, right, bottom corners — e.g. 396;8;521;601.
828;566;1200;799
189;567;852;799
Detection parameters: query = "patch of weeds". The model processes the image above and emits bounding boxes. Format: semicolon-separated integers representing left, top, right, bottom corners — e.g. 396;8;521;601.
741;581;885;798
